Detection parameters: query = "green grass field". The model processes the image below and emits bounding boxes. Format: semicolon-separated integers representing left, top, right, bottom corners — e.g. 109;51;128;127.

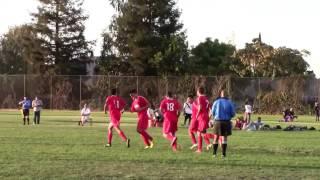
0;110;320;179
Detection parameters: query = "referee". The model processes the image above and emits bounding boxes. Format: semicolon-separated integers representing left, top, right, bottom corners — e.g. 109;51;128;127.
18;97;32;125
211;90;235;157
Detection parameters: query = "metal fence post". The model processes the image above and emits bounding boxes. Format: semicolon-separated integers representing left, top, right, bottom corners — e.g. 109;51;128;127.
50;75;53;110
23;74;26;97
80;75;82;110
136;76;139;93
258;77;261;112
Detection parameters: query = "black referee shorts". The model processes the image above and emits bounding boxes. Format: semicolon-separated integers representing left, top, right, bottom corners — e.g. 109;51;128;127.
23;109;30;116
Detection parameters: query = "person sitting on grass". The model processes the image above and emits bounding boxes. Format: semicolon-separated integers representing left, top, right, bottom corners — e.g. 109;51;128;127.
244;100;253;124
79;103;91;126
234;117;245;130
147;104;156;127
254;117;264;130
154;108;163;127
243;121;256;131
282;108;297;122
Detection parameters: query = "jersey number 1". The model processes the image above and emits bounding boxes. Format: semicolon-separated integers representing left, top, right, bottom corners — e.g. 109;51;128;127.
114;100;120;109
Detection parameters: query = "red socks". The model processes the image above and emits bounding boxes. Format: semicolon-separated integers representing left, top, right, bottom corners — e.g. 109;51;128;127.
189;131;197;144
108;131;113;144
197;133;203;151
140;130;152;146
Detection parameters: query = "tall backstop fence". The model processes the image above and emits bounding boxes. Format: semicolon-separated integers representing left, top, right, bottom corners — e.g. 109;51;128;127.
0;75;319;114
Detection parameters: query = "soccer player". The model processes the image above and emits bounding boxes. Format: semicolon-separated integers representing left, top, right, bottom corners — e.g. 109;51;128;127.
104;89;130;148
18;97;32;125
211;90;235;157
195;87;210;153
160;92;181;151
129;89;154;149
188;100;198;150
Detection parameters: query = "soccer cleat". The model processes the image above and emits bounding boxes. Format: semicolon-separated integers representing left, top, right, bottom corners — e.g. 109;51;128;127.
104;143;112;148
172;144;182;152
144;146;150;149
172;146;178;152
126;139;130;148
212;154;217;158
195;150;202;154
189;144;198;150
171;137;177;147
149;140;154;148
206;144;213;151
222;154;226;158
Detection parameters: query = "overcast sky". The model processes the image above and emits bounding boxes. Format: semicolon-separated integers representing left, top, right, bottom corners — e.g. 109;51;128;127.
0;0;319;77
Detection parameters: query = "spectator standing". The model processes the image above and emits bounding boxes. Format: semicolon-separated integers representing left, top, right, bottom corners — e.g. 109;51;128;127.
244;101;252;123
32;97;43;125
182;95;193;126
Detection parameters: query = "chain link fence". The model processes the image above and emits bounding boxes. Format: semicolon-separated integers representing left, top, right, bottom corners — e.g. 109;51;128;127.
0;75;319;114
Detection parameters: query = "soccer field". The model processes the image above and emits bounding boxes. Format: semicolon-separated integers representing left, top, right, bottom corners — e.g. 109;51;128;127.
0;111;320;179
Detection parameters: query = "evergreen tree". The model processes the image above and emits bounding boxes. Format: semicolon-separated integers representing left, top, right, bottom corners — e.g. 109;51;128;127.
32;0;91;74
100;0;188;75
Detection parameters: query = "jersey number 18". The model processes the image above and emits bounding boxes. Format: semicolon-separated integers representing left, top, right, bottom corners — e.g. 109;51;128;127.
167;103;174;111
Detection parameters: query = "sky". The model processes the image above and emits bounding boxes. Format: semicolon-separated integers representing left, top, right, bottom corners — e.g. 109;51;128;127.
0;0;319;77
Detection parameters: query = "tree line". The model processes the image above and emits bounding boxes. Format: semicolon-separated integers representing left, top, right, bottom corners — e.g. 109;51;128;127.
0;0;312;78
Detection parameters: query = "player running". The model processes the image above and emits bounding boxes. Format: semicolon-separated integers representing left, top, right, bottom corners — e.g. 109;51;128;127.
160;92;181;151
104;89;130;148
129;89;154;149
195;87;210;153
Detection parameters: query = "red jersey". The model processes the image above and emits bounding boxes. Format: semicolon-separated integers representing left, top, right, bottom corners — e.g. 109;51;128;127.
131;96;149;120
105;95;126;112
197;95;210;122
160;98;181;122
105;95;126;125
191;100;198;121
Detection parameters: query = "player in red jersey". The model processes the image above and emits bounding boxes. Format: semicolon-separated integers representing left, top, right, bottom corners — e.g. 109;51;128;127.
189;99;198;150
104;89;130;148
195;87;210;153
160;92;181;151
129;89;154;149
